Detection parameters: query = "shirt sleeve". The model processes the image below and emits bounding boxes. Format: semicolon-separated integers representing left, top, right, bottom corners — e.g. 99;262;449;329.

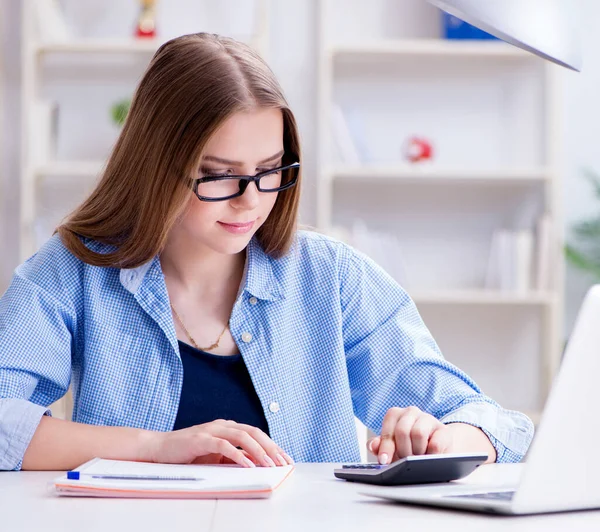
0;271;75;470
339;244;534;463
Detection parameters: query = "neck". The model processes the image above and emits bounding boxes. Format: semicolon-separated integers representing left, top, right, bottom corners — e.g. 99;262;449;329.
160;234;246;299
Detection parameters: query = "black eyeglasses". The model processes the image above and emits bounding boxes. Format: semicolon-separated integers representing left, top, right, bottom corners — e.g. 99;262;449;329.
192;162;300;202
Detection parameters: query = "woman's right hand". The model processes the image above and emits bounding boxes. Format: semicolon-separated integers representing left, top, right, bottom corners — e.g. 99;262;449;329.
141;419;294;468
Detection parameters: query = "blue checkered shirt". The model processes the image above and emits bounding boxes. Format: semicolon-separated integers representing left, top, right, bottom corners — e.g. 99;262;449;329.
0;231;533;470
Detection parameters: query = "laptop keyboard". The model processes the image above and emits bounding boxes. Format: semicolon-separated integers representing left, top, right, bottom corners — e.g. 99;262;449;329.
448;491;515;501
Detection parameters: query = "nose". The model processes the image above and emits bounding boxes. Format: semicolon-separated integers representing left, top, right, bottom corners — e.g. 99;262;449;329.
231;180;260;210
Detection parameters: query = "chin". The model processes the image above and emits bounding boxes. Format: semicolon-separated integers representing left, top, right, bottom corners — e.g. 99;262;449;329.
212;235;254;256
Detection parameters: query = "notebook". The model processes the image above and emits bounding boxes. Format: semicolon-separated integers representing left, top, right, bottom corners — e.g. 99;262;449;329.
54;458;295;499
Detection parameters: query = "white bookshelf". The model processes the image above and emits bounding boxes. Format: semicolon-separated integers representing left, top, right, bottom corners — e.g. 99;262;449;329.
20;0;271;263
35;39;162;55
330;165;552;184
33;160;105;179
317;0;564;425
411;290;556;306
331;38;531;59
35;34;268;56
19;0;271;420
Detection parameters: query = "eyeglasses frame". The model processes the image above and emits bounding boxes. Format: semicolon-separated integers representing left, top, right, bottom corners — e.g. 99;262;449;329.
192;161;301;202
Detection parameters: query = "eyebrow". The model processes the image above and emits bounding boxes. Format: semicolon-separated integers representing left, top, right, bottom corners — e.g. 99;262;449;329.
202;150;285;167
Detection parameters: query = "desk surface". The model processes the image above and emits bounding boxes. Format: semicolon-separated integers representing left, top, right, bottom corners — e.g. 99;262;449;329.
2;463;600;531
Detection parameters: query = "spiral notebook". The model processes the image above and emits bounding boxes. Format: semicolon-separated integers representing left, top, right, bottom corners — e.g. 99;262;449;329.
54;458;295;499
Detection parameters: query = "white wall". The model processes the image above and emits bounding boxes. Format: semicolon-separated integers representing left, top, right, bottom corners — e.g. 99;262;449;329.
561;0;600;335
1;0;599;338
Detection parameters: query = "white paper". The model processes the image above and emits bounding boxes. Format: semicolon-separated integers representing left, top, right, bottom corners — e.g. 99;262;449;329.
56;458;293;493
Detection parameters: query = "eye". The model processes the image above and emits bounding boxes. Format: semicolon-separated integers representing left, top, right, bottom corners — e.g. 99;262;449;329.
200;167;234;178
257;162;282;173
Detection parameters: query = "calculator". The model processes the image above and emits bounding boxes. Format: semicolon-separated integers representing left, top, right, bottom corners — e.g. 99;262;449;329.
333;453;488;486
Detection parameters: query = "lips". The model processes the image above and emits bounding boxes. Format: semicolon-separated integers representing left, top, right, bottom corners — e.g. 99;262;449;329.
218;220;256;235
221;221;254;227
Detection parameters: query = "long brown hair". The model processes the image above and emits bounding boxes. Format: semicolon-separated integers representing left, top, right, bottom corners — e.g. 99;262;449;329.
58;33;302;268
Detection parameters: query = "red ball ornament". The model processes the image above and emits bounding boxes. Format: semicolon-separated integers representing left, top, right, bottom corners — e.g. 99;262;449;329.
404;136;434;163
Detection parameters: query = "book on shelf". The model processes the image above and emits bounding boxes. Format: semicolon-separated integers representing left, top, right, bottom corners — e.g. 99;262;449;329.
29;100;58;165
535;214;554;291
485;228;534;293
485;217;553;293
515;230;534;293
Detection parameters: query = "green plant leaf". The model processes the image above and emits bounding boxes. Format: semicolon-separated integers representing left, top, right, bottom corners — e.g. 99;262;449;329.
565;244;600;279
111;98;131;126
572;217;600;239
582;168;600;200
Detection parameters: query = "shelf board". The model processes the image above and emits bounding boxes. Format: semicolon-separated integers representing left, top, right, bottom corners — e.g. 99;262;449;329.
34;36;261;56
330;165;551;184
34;161;105;179
34;39;162;55
411;290;555;306
331;39;531;59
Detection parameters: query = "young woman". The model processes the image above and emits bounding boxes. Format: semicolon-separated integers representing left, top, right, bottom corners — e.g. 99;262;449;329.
0;33;532;471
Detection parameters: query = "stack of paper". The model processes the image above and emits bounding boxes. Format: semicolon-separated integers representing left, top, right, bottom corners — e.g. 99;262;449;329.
54;458;295;499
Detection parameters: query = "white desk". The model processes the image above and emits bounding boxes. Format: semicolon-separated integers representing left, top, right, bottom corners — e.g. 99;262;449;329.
2;464;600;531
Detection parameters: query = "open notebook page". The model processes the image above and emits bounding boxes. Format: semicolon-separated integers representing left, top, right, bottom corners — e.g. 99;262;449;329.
54;458;294;495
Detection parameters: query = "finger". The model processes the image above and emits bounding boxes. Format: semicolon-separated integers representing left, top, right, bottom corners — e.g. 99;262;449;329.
226;449;260;465
367;437;380;455
426;427;453;455
378;408;404;464
209;426;276;467
392;409;421;459
409;415;441;455
195;435;255;468
233;423;292;466
211;420;280;465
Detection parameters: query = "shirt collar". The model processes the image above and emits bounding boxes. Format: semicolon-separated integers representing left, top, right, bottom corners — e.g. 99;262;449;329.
242;237;284;302
119;237;284;302
120;257;160;294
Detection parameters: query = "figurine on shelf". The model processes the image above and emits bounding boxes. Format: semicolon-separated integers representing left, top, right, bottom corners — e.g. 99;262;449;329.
403;135;434;163
135;0;157;39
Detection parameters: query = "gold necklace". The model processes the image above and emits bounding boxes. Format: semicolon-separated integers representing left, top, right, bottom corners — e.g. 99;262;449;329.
170;304;228;351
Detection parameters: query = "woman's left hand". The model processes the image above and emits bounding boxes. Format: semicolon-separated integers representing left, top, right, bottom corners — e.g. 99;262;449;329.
367;406;497;465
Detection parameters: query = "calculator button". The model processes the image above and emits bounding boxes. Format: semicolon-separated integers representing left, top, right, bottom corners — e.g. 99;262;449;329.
342;463;386;469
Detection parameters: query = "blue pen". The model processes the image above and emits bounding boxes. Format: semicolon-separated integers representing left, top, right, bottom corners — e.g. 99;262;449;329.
66;471;203;481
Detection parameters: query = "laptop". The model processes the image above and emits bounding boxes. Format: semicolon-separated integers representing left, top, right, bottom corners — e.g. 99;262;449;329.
361;284;600;515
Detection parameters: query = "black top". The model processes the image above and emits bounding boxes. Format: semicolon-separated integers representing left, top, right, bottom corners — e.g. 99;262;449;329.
173;340;270;435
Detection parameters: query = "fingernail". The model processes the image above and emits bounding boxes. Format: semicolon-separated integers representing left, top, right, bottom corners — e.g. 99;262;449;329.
276;453;287;466
368;441;374;452
283;452;295;464
243;457;256;468
264;455;277;467
380;453;389;465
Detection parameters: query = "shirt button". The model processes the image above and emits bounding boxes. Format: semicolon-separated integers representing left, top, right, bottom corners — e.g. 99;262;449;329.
249;297;258;305
241;332;253;343
269;402;280;413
